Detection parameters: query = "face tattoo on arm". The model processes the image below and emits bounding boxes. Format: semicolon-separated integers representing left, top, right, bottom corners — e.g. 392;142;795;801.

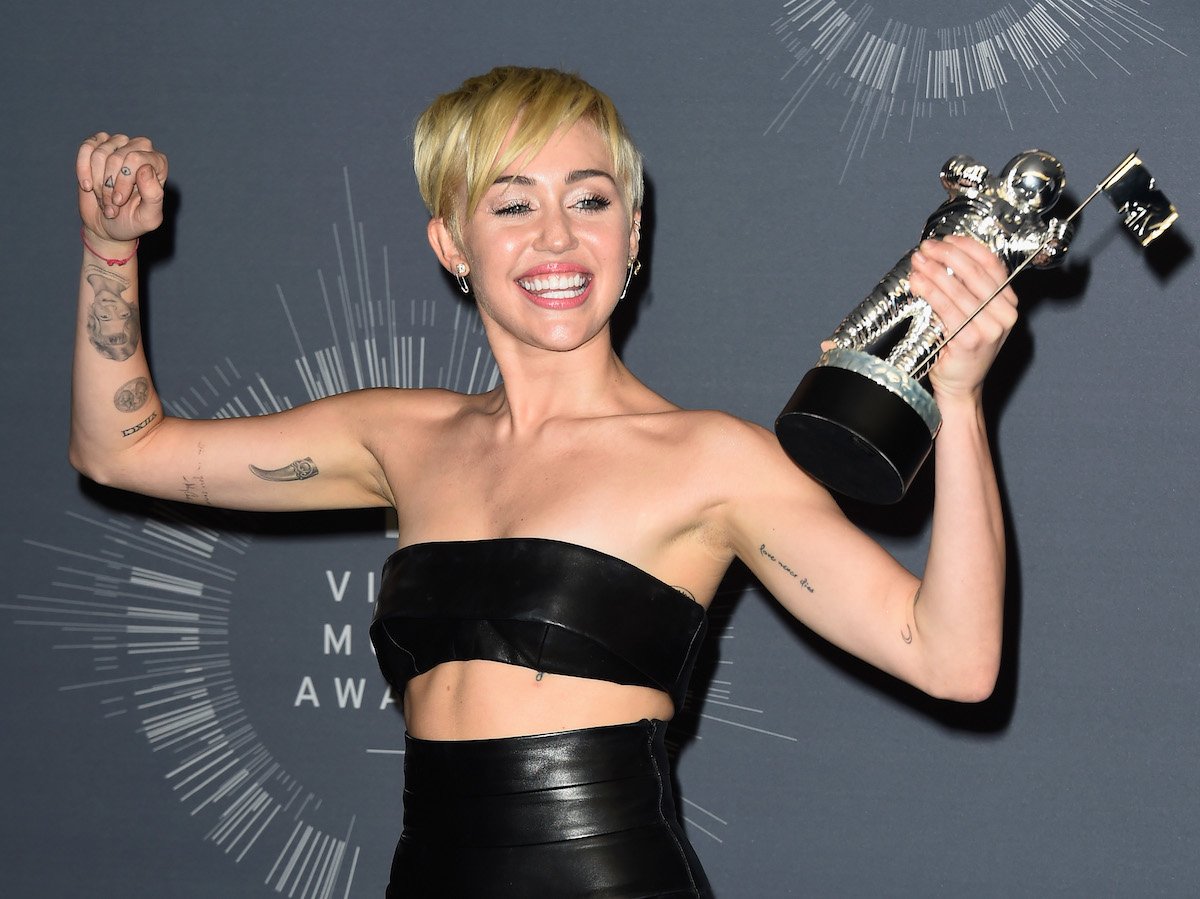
85;268;140;362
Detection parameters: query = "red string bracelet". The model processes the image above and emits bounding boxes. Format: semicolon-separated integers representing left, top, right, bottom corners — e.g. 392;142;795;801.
81;227;138;266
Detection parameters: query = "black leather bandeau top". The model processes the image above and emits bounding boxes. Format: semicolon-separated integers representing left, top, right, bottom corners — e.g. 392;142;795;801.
369;537;708;712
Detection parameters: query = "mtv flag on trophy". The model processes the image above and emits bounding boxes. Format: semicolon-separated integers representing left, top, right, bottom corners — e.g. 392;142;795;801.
1101;153;1179;247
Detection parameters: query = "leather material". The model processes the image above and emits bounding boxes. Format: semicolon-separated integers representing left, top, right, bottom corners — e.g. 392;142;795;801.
369;537;708;712
388;720;713;898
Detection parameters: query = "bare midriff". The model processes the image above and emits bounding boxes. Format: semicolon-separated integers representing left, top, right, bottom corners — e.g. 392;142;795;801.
402;659;675;741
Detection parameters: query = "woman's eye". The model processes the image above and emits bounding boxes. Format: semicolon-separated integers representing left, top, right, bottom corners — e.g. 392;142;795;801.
493;201;531;216
575;194;612;212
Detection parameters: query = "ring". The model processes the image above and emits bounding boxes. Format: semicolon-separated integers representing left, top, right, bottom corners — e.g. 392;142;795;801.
945;266;955;278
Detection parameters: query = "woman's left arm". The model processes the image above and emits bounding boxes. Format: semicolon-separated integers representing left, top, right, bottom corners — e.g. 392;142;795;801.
718;235;1015;701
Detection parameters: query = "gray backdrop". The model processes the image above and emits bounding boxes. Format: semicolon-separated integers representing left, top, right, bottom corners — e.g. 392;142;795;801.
4;1;1198;895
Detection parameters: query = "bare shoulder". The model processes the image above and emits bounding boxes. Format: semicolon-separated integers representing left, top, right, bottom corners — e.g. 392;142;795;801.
344;385;483;431
649;408;805;468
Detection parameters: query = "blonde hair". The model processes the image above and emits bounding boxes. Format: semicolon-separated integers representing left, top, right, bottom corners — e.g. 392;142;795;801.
413;66;643;242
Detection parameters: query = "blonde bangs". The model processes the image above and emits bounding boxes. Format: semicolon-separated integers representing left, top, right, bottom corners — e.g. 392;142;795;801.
414;67;643;243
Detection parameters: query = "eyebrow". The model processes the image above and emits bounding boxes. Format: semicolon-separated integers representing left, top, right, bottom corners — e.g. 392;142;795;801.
493;169;618;188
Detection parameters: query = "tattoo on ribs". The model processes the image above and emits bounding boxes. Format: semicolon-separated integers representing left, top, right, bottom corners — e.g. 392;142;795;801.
249;457;319;482
121;411;157;437
113;376;150;412
85;270;140;361
758;543;814;592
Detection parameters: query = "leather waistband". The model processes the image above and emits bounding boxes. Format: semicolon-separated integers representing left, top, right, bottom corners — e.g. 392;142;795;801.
402;719;673;847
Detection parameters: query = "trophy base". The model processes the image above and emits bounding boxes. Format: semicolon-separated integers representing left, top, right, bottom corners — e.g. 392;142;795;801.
775;358;940;504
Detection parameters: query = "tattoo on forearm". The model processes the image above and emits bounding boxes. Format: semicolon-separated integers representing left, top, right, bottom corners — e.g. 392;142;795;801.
113;376;150;412
758;543;815;592
121;412;157;437
249;457;319;482
85;269;140;361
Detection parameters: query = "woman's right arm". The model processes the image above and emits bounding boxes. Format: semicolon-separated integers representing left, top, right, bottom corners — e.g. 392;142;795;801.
70;134;393;512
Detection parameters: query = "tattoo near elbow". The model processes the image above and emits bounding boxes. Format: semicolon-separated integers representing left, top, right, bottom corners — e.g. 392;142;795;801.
120;412;157;437
113;377;150;412
182;475;212;506
249;457;320;482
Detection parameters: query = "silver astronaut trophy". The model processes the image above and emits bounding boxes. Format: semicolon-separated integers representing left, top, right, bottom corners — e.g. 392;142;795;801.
775;149;1178;504
775;150;1073;504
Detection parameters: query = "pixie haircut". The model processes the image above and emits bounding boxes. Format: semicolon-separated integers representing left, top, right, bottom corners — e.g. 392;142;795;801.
413;66;644;242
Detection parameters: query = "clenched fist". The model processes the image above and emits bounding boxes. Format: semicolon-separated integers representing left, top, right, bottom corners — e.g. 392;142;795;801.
76;133;168;244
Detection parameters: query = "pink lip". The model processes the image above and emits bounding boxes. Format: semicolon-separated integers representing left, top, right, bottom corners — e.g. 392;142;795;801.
515;262;594;310
516;262;592;279
517;277;593;310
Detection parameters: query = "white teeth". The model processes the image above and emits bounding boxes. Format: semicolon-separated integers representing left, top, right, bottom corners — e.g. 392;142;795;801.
518;272;588;294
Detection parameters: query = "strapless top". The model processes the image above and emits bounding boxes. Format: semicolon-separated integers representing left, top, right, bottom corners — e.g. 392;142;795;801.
369;537;708;712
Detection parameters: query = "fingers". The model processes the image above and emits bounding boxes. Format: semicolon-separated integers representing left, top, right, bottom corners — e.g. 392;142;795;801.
910;235;1018;342
131;160;166;229
77;133;167;233
76;132;109;192
909;236;1019;398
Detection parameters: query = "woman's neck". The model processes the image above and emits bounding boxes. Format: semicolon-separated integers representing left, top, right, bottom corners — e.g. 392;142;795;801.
482;327;652;433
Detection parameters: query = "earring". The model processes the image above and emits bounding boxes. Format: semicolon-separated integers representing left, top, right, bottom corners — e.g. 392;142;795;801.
619;258;641;301
455;262;470;294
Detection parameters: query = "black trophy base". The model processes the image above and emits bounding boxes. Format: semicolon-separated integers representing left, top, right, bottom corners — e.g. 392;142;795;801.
775;365;936;504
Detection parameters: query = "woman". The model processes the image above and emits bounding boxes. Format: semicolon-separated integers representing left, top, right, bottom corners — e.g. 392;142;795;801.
71;67;1014;897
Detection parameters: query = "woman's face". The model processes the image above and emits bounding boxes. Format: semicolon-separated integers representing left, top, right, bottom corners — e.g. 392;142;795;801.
452;120;640;355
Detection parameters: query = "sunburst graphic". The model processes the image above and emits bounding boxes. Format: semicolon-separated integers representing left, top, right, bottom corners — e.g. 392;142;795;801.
768;0;1185;178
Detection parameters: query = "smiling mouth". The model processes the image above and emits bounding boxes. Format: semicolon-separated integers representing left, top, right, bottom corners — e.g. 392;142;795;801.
516;272;591;300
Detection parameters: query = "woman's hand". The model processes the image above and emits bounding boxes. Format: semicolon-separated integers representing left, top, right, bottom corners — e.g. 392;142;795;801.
908;234;1019;403
76;133;168;244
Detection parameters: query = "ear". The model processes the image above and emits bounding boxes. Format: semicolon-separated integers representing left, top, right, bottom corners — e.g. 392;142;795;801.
427;217;467;273
628;209;642;261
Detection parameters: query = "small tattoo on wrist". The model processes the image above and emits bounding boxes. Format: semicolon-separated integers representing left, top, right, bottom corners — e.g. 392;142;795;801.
249;457;319;482
121;411;157;437
113;376;150;412
901;624;914;645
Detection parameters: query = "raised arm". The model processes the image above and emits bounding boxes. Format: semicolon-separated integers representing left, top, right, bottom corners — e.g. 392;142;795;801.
718;235;1014;702
70;134;392;512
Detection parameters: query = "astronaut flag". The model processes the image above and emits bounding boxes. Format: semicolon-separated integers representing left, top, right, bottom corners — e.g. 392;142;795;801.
1101;155;1179;247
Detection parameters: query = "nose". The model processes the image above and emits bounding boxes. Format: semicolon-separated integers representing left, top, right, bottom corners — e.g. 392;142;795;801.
533;207;578;253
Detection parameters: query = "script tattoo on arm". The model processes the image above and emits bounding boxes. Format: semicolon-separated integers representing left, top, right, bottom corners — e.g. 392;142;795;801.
113;376;150;412
182;475;212;505
249;457;320;482
85;267;141;361
759;543;815;593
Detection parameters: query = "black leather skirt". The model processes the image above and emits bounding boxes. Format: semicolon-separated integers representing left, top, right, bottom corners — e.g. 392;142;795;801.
388;718;713;898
